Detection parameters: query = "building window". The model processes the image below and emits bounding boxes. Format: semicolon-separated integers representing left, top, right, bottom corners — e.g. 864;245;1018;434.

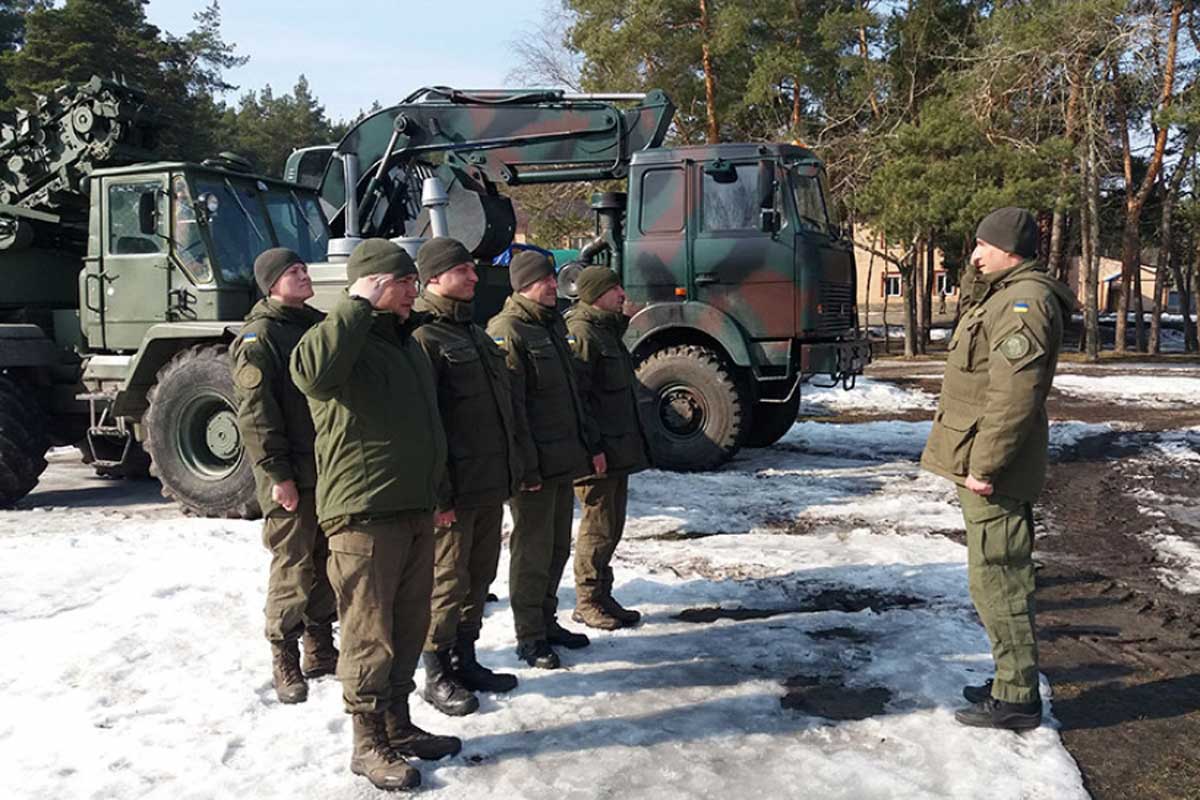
882;275;902;297
936;272;956;296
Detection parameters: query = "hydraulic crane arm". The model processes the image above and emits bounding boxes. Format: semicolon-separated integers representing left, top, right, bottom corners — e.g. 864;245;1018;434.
311;87;675;253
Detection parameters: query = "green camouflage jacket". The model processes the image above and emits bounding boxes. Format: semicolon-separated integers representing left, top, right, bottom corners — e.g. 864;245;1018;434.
412;291;524;511
921;260;1077;501
565;302;651;479
230;298;324;516
486;293;598;486
290;294;447;526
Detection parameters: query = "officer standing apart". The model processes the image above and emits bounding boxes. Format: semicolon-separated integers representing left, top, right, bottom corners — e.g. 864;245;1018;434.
565;266;651;630
291;239;459;791
412;237;522;716
487;251;601;669
920;208;1076;731
232;248;337;705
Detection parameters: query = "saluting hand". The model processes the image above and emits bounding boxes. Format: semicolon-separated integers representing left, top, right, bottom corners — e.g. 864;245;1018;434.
435;509;457;528
349;273;392;308
272;479;300;512
592;453;607;477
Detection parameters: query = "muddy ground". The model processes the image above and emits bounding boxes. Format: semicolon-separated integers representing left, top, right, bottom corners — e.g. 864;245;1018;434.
855;358;1200;800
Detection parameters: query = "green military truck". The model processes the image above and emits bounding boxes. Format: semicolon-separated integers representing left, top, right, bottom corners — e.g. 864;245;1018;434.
0;77;330;515
289;87;869;470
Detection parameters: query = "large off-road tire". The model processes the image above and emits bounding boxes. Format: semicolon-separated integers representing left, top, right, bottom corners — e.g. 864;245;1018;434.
0;374;50;507
142;344;260;519
635;345;749;471
743;393;801;449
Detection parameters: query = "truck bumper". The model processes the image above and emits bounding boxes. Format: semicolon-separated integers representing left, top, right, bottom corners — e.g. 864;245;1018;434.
799;338;871;384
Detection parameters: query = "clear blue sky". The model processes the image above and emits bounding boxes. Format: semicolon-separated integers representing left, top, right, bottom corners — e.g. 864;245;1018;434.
144;0;549;121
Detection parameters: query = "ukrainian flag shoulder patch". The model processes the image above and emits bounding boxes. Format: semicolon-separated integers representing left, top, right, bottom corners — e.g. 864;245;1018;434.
492;336;507;346
242;332;258;341
1012;301;1030;314
565;334;578;345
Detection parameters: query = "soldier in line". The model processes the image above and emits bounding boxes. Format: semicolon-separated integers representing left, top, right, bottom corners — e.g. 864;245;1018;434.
487;251;602;669
412;237;522;716
920;208;1076;731
231;248;337;705
291;239;459;791
565;266;651;630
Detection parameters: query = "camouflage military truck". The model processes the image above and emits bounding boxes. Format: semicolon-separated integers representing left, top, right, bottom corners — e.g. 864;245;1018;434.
0;77;330;514
287;87;869;469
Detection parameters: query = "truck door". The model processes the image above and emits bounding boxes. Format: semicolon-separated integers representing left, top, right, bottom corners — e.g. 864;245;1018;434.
689;160;795;339
791;166;855;338
98;176;172;350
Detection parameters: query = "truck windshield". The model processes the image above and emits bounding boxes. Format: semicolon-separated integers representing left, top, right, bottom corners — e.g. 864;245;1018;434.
263;189;329;264
192;177;273;285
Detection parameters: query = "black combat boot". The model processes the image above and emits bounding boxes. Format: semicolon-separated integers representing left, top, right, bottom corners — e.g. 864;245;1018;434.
515;639;561;669
301;623;339;678
420;650;479;717
962;679;994;704
385;699;463;760
954;696;1043;731
270;639;307;704
451;638;518;693
350;711;421;790
572;592;622;631
546;618;591;648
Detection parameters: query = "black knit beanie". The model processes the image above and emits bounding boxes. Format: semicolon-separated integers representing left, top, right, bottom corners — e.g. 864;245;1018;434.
417;237;473;284
254;248;303;295
509;250;555;291
975;207;1038;259
346;238;416;286
576;265;621;304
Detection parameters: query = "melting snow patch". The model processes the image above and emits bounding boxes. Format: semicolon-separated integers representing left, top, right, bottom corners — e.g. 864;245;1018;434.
1052;374;1200;406
802;377;937;416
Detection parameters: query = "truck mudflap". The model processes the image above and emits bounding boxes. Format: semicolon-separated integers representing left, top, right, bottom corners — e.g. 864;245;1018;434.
800;338;871;389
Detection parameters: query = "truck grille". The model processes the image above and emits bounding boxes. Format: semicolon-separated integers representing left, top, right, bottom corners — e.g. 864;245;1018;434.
817;281;855;334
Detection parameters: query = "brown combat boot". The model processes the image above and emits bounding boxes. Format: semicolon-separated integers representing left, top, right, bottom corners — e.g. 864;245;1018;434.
271;640;307;704
385;699;463;761
350;711;421;791
571;591;622;631
602;593;642;627
301;624;339;678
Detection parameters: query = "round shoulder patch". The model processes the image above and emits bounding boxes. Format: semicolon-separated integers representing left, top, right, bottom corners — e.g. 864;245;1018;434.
1000;332;1031;361
235;364;263;390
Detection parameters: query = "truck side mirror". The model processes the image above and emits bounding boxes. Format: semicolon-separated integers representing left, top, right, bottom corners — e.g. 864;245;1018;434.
757;160;779;233
138;192;159;235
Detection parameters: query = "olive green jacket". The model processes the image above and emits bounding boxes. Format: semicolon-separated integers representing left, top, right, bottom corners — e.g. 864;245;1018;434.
412;291;524;511
565;302;651;480
486;293;598;486
290;293;448;525
230;299;324;516
920;260;1077;501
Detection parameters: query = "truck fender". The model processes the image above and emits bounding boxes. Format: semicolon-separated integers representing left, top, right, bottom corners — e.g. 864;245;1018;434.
625;301;751;367
111;322;235;418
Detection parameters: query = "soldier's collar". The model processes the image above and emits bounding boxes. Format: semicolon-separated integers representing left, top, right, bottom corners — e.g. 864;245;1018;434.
419;290;474;323
512;292;559;325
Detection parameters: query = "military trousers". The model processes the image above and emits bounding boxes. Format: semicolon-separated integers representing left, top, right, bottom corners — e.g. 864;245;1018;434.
573;475;628;599
957;486;1040;704
509;479;574;643
326;511;434;714
424;503;505;652
262;490;336;643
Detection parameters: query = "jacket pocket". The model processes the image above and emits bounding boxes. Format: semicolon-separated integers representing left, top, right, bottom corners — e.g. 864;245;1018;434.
526;339;566;393
948;317;985;372
328;530;375;557
443;344;488;398
598;347;631;391
928;405;980;475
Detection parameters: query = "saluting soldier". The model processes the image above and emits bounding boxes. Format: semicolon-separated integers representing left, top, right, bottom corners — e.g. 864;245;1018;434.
487;251;602;669
565;266;651;630
411;237;522;716
231;247;337;706
291;239;459;791
920;208;1076;731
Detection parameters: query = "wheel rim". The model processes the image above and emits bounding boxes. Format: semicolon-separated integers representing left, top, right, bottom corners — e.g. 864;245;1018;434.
176;394;242;479
657;383;708;440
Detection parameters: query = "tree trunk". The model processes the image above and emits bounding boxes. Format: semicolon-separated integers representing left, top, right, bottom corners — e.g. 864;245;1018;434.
913;237;926;355
698;0;719;144
901;261;917;359
1113;0;1183;353
1048;205;1068;282
924;234;935;349
1081;126;1101;360
863;242;875;340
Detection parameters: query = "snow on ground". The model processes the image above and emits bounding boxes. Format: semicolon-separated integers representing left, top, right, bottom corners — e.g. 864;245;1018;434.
0;416;1098;800
801;377;937;416
1052;374;1200;406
